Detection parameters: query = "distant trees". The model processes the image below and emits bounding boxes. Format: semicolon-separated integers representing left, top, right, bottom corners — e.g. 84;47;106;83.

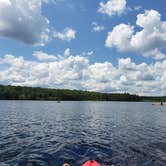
0;85;165;101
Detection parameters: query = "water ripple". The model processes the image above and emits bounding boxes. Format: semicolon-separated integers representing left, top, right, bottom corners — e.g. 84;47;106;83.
0;101;166;166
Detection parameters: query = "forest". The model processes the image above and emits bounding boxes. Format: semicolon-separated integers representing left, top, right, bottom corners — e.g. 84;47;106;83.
0;85;165;102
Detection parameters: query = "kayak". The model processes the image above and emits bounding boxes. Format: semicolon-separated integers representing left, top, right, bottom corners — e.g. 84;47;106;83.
63;160;101;166
82;160;101;166
63;160;115;166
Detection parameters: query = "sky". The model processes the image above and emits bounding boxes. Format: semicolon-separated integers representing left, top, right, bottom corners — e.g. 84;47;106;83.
0;0;166;96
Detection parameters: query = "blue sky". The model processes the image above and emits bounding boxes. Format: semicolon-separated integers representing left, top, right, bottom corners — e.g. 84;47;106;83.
0;0;166;95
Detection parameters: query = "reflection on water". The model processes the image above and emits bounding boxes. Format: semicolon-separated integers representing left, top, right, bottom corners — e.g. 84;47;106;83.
0;101;166;166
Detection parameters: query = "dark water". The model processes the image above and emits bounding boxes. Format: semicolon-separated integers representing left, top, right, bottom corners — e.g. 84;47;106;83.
0;101;166;166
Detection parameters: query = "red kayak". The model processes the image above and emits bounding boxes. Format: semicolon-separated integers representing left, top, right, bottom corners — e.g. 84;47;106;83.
82;160;101;166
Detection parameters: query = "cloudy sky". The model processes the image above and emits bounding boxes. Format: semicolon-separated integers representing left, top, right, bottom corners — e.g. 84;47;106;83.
0;0;166;96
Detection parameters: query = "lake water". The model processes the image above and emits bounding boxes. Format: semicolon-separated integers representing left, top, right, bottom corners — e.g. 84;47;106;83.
0;101;166;166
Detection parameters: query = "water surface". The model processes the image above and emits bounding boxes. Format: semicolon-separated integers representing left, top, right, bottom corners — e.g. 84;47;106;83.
0;101;166;166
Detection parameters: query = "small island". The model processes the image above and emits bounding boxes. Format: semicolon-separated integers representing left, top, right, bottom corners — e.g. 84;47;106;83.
0;85;165;102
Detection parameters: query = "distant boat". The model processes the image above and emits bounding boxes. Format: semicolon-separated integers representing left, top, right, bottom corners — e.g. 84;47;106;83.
152;102;166;106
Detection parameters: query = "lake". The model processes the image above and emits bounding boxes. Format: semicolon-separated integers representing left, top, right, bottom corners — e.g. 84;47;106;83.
0;101;166;166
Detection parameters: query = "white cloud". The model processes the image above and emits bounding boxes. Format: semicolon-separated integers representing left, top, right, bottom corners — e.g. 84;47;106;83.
106;10;166;59
0;51;89;89
98;0;126;17
106;24;134;51
43;0;64;4
82;51;94;56
1;51;166;95
134;6;142;11
0;0;11;6
0;0;50;46
87;51;94;56
33;51;58;61
53;28;76;41
64;48;71;56
92;22;105;32
0;0;76;46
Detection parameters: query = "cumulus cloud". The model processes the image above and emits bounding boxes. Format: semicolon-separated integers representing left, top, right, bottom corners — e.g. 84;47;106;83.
53;28;76;41
33;51;58;61
106;24;134;51
105;10;166;59
0;0;50;46
0;0;76;46
0;51;89;89
92;22;105;32
0;51;166;95
98;0;126;17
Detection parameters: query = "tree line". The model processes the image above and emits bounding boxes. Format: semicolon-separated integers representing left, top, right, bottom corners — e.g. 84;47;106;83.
0;85;165;101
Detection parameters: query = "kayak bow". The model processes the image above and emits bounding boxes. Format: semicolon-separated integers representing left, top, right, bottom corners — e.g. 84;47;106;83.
82;160;101;166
